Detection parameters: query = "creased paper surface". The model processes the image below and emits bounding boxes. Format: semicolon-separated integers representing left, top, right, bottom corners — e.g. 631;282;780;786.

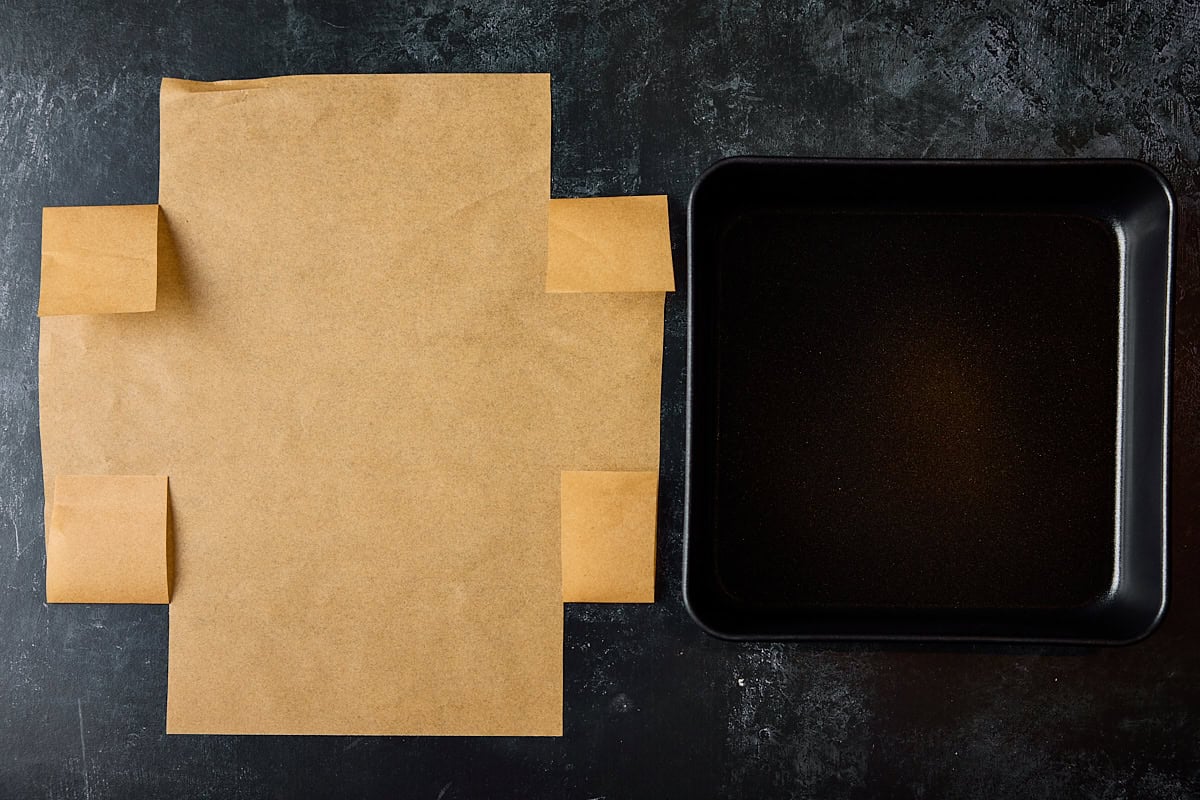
39;74;667;735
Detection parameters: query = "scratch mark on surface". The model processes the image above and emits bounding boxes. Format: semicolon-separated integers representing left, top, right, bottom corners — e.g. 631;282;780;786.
11;515;19;558
435;781;452;800
77;698;91;800
920;116;953;157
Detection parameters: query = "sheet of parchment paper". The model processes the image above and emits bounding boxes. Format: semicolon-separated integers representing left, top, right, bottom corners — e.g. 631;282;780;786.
38;74;665;735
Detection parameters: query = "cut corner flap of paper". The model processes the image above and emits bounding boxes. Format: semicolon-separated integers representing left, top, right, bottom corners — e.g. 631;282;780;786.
45;475;170;604
547;195;675;293
38;204;162;316
561;470;658;603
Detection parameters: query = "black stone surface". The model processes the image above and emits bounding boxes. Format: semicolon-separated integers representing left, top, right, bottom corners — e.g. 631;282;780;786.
0;1;1197;797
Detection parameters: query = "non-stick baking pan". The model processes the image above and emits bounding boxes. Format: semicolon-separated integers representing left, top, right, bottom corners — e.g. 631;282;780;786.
684;158;1174;643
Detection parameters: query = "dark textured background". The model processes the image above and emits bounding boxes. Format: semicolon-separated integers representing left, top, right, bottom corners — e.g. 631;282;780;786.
1;1;1198;797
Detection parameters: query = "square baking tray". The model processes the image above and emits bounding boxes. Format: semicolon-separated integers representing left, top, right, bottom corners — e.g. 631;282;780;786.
684;158;1173;643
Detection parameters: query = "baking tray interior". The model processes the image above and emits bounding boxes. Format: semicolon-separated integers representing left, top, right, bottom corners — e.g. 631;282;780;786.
685;158;1173;643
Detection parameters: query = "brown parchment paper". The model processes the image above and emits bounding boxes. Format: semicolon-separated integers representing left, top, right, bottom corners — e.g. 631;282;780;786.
561;471;658;603
38;74;666;735
547;196;672;602
46;475;169;603
547;195;675;292
38;205;159;316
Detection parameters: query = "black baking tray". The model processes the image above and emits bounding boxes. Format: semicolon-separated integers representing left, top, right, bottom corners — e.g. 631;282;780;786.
684;158;1174;643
